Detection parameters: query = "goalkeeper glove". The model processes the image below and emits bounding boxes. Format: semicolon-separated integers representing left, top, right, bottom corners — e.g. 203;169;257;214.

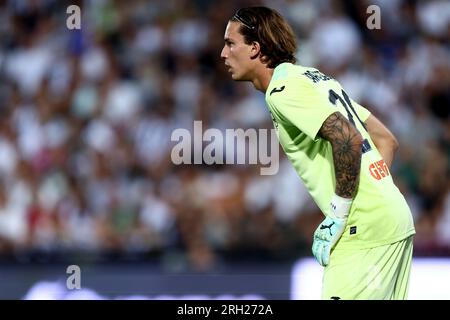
312;194;353;267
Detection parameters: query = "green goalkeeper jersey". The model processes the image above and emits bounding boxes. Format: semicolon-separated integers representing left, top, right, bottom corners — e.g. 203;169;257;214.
265;63;415;250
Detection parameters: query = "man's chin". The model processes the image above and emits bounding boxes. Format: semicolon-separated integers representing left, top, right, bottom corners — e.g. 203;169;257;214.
231;73;246;81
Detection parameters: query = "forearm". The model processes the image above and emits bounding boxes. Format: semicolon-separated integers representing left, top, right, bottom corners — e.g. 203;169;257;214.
364;114;399;169
373;140;398;169
320;112;363;199
331;138;363;198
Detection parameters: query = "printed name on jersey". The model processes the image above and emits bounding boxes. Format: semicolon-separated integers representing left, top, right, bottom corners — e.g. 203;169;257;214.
369;159;390;180
303;70;332;83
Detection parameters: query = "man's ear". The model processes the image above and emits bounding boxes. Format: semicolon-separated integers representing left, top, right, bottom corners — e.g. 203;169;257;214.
250;41;261;59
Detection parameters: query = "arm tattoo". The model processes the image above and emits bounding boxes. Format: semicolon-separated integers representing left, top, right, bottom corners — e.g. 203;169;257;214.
319;112;363;198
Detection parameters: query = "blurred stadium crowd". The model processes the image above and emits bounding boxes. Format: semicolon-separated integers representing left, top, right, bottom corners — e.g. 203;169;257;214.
0;0;448;271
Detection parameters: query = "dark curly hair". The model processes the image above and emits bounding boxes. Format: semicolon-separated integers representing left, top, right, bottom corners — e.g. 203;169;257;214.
230;7;297;68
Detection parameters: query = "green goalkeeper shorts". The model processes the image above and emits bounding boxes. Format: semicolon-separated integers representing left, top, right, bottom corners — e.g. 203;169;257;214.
322;235;414;300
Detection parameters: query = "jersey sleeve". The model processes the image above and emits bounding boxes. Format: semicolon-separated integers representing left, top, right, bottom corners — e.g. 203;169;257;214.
266;77;336;141
352;101;371;122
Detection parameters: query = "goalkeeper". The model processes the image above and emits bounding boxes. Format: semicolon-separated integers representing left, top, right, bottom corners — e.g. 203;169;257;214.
220;7;415;299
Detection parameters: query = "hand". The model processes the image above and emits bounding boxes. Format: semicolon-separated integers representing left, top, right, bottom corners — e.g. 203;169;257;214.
312;194;352;266
312;215;347;266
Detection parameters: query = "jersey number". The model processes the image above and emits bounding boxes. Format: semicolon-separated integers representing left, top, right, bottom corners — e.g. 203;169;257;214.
328;89;367;132
328;89;372;153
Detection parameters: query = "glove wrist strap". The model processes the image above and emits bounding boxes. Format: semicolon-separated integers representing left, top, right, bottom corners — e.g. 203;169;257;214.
331;194;353;219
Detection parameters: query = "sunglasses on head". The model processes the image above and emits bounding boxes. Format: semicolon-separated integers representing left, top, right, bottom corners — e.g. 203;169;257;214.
232;10;256;30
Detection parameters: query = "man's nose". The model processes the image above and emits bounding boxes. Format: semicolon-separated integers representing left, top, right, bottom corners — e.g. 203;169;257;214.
220;46;227;59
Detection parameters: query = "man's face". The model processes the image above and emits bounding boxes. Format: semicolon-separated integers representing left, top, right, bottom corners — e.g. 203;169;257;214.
221;21;255;81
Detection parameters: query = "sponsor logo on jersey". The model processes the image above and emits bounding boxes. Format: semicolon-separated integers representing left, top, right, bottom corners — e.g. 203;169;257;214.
368;159;390;180
270;86;285;95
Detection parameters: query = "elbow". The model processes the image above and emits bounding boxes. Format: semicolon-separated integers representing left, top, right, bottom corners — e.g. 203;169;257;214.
373;133;399;154
390;135;399;153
